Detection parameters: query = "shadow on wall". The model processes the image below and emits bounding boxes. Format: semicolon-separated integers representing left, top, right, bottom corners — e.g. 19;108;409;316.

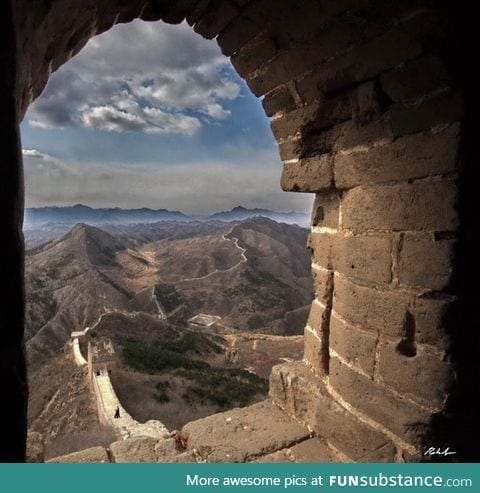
427;3;480;461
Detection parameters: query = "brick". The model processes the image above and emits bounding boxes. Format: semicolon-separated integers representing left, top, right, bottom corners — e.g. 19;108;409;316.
311;193;339;228
351;80;385;126
304;327;324;375
193;0;239;39
182;400;310;462
377;342;452;408
281;155;333;192
320;10;446;95
330;313;377;376
254;437;338;463
48;446;109;463
262;87;296;116
161;0;201;24
307;300;328;332
271;104;321;141
216;0;282;55
246;50;309;97
333;234;392;284
272;95;351;141
388;91;464;137
329;357;432;445
276;0;367;45
341;180;458;232
230;0;252;6
311;266;333;303
398;236;455;290
380;54;453;102
302;124;344;160
231;34;277;77
270;362;396;461
287;437;338;462
318;20;423;94
334;123;460;189
247;5;432;97
333;274;407;337
411;296;451;350
336;118;393;153
310;233;392;284
308;232;333;269
217;15;258;55
278;138;302;161
185;0;210;25
332;275;452;348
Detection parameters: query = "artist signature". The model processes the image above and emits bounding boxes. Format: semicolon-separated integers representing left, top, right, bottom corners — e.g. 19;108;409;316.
424;447;457;457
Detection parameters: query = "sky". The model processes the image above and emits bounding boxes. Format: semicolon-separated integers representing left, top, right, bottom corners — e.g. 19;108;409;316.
21;20;313;214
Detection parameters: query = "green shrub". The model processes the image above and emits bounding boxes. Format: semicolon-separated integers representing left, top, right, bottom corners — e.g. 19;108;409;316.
179;367;268;410
154;283;183;313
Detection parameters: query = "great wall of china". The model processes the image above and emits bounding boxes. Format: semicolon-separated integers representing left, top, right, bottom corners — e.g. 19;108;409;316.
70;332;170;442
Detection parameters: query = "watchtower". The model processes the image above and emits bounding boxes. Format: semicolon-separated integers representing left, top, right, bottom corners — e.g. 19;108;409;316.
87;338;117;379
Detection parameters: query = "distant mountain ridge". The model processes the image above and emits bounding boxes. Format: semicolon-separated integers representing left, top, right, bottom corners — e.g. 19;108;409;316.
24;204;310;229
210;206;309;225
24;204;189;227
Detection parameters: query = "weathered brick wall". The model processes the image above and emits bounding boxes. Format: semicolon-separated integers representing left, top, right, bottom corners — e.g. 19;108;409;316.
1;0;474;460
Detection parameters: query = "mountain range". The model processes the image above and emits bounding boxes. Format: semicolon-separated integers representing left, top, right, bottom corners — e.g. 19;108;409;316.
24;204;188;227
24;204;310;229
25;218;312;368
26;217;312;456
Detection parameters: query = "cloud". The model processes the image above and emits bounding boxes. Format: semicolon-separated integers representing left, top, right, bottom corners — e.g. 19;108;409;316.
25;20;241;135
23;151;313;214
22;149;48;159
79;104;201;135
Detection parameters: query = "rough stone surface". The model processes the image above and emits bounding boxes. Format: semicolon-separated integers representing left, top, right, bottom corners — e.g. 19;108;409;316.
270;362;396;461
332;274;407;336
311;194;339;228
329;357;431;445
110;437;195;463
388;91;463;138
231;34;277;77
254;437;338;462
329;313;377;377
341;181;458;232
311;267;333;304
380;54;453;102
332;274;452;349
333;234;393;284
398;236;455;290
334;124;460;189
309;233;393;284
281;155;333;192
193;0;239;39
48;446;109;463
303;327;324;375
307;301;327;332
262;87;296;116
377;342;451;408
182;400;310;462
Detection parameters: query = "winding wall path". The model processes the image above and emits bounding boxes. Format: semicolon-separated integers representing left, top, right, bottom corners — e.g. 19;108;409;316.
71;332;169;441
181;228;247;282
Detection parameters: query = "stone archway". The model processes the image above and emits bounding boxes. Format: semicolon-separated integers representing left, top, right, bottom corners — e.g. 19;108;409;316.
1;0;477;462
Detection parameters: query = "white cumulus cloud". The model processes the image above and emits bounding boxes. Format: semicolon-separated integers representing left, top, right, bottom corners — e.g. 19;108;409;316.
22;149;48;159
25;20;241;136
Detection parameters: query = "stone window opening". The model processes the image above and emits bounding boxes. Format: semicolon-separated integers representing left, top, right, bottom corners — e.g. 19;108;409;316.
1;0;478;462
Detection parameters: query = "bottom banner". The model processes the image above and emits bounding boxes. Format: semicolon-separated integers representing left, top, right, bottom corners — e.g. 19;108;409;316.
1;463;477;493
